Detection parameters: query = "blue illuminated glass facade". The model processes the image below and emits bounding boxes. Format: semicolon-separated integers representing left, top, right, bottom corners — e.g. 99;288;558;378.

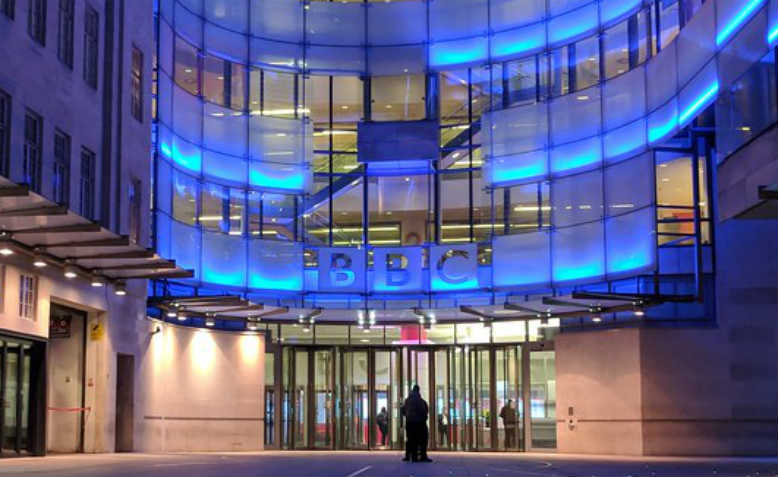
152;0;776;308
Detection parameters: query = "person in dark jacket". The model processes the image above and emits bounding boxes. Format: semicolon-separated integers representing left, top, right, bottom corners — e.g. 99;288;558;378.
376;407;389;446
401;385;432;462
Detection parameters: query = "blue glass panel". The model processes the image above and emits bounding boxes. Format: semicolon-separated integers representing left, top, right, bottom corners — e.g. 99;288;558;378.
492;231;551;288
368;2;427;45
307;2;365;46
307;45;365;73
318;247;366;292
604;152;653;215
204;22;248;63
647;99;678;144
678;61;719;126
547;3;598;45
249;239;304;291
429;37;489;68
485;102;548;156
368;46;427;75
250;0;302;43
249;161;308;193
203;149;247;184
490;0;544;31
203;103;247;157
488;149;548;186
603;66;645;130
170;220;201;280
676;2;716;86
600;0;643;25
552;221;604;283
169;134;202;172
603;119;647;161
552;168;603;227
249;37;303;69
174;2;202;47
172;85;203;144
430;244;479;291
202;230;246;287
155;212;172;259
646;42;678;111
769;0;778;43
550;136;601;174
372;247;423;292
157;160;173;214
715;0;767;46
430;0;488;42
606;207;655;275
550;87;600;144
491;22;546;59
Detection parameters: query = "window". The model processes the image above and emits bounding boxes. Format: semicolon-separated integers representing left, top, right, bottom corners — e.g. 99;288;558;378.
0;90;9;176
603;21;629;79
128;178;141;244
203;55;245;111
23;111;43;192
573;36;600;91
27;0;46;45
58;0;74;68
131;46;143;122
79;147;96;220
53;130;70;205
19;275;36;320
83;6;99;89
370;74;425;121
172;169;197;225
174;36;199;95
1;0;14;19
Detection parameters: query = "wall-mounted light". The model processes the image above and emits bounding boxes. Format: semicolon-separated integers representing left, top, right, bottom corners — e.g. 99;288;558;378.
0;231;13;256
63;264;77;279
114;280;127;296
32;251;47;268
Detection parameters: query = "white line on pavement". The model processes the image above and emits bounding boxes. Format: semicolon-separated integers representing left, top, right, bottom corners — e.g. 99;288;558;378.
346;465;372;477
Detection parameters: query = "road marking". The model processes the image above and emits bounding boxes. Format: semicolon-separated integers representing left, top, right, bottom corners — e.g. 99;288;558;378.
346;465;372;477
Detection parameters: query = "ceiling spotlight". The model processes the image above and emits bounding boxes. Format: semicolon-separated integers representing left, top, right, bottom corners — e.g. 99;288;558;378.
205;318;215;327
166;309;177;318
63;264;78;279
177;312;187;322
90;276;106;287
592;316;602;323
303;326;311;333
247;322;258;331
114;280;127;296
33;252;47;268
0;231;13;256
634;309;645;317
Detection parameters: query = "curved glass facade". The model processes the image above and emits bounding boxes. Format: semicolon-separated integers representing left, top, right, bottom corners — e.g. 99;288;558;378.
153;0;776;307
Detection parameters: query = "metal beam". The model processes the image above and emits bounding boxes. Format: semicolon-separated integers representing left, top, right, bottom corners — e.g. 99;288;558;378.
10;223;103;235
0;205;68;217
39;237;130;248
115;269;194;279
503;302;545;316
71;250;156;260
0;185;30;197
93;261;176;271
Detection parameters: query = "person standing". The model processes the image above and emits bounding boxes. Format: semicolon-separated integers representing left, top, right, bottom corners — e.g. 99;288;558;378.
499;399;517;449
401;385;432;462
437;408;449;448
376;407;389;446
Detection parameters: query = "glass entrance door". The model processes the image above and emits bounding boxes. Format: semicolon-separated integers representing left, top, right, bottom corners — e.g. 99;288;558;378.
0;338;33;456
313;349;335;448
528;347;556;450
372;349;400;449
495;345;522;451
342;350;369;449
469;347;493;450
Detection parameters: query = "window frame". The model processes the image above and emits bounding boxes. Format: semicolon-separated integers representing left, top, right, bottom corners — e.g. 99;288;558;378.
53;129;71;205
23;110;43;193
1;0;15;19
27;0;46;45
131;45;144;122
79;146;96;220
18;274;37;320
83;5;99;89
57;0;75;69
0;89;10;177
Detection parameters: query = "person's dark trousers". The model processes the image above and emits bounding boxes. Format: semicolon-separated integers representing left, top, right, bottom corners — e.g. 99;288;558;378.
404;423;418;461
418;423;430;460
439;425;448;447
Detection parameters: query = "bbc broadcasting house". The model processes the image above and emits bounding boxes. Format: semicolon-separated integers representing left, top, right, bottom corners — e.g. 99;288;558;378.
0;0;774;458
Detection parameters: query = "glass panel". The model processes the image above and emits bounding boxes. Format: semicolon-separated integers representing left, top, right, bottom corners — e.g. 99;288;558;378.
344;351;369;449
294;350;308;448
496;346;521;451
530;350;556;449
174;36;199;95
371;75;426;121
374;351;392;449
574;35;600;91
603;21;629;79
433;350;450;450
368;175;429;245
314;350;334;449
473;349;491;449
265;352;275;447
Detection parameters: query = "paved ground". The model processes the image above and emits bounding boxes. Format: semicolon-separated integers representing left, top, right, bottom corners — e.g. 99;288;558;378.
0;451;774;477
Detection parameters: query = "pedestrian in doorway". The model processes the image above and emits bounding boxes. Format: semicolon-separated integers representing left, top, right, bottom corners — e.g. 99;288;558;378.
437;408;449;447
499;399;517;449
377;406;389;446
401;385;432;462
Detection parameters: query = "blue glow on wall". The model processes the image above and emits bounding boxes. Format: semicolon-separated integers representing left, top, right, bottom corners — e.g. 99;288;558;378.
159;142;202;172
678;82;719;125
430;39;488;67
648;115;677;143
430;276;479;291
551;137;602;173
604;120;646;159
769;24;778;42
491;24;545;58
716;0;766;45
491;158;546;185
249;166;305;192
249;275;302;291
202;269;245;287
553;263;603;282
548;6;598;44
606;208;654;275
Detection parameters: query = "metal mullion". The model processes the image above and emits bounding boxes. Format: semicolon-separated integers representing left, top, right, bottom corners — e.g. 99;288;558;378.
15;345;23;453
0;342;6;453
488;347;497;450
467;69;474;243
521;345;531;451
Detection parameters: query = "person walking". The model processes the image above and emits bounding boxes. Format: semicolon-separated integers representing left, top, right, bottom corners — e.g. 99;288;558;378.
499;399;517;449
376;406;389;446
401;385;432;462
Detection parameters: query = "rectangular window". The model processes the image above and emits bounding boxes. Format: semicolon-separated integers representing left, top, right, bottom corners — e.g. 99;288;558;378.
0;90;10;177
19;274;36;320
83;6;99;89
58;0;74;68
131;46;143;122
1;0;15;19
27;0;46;45
128;177;141;244
53;130;70;205
23;110;43;192
79;147;96;220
